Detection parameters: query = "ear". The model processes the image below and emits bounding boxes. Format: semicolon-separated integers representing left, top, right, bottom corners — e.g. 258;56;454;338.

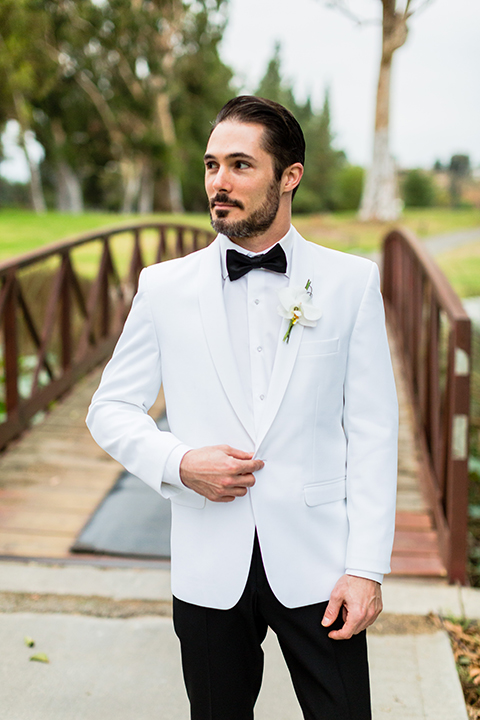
281;163;304;195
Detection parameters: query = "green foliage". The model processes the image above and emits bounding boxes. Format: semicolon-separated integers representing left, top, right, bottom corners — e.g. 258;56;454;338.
0;177;30;207
171;4;235;211
333;166;364;211
255;45;346;213
402;169;436;207
0;0;234;212
255;42;297;112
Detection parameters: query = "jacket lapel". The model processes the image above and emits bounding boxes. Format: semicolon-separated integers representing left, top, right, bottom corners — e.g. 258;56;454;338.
255;232;315;452
198;240;256;443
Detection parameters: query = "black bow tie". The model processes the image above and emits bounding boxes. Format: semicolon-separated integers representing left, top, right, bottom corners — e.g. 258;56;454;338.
226;244;287;281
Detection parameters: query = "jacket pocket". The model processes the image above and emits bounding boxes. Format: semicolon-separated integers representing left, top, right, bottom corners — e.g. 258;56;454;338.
297;337;339;357
303;476;346;506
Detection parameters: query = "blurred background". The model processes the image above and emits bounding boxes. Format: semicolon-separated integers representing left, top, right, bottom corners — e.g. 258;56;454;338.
0;0;479;581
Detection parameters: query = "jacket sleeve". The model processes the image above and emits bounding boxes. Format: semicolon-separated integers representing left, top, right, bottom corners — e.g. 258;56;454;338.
343;262;398;576
86;268;191;497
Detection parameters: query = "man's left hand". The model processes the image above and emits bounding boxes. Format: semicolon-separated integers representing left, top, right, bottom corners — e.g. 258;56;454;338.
321;575;382;640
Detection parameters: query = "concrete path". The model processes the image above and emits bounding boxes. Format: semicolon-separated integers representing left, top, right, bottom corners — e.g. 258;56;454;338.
423;226;480;256
0;561;470;720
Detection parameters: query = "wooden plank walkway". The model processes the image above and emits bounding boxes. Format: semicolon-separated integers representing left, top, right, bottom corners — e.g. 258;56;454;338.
0;322;447;577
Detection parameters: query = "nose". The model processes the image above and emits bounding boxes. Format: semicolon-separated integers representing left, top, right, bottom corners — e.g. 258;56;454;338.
212;165;233;193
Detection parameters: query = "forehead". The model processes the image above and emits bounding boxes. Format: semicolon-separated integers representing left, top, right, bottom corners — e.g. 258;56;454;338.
206;120;269;160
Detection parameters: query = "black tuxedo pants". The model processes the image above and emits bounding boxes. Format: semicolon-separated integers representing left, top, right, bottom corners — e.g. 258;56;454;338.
173;535;371;720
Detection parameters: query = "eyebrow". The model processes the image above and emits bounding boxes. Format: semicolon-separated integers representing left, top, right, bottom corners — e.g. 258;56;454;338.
203;152;256;162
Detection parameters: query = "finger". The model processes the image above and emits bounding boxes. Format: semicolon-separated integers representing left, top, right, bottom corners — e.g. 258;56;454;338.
223;446;255;460
328;609;370;640
235;459;265;475
321;598;342;628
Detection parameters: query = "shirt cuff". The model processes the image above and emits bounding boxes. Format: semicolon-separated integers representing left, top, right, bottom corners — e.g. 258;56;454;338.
345;569;384;584
160;443;192;497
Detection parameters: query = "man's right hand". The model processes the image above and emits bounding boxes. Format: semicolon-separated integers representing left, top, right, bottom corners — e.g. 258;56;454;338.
179;445;264;503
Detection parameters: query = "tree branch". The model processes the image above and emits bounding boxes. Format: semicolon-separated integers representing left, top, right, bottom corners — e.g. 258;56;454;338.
324;1;380;27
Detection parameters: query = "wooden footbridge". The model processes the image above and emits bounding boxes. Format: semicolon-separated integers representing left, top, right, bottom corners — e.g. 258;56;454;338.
0;223;472;582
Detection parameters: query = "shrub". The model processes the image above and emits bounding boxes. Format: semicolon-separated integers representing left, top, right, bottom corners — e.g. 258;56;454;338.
402;169;436;207
333;166;364;211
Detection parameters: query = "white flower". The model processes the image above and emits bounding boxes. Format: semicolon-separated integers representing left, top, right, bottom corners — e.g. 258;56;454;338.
278;279;322;343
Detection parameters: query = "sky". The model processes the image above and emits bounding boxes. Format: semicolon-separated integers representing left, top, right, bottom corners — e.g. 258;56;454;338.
1;0;479;182
220;0;480;169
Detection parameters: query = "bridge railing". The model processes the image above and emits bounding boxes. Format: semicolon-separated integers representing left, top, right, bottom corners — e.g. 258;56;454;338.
0;222;214;453
383;228;471;583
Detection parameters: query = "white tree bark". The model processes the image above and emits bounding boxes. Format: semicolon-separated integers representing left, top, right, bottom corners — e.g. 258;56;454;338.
120;158;142;214
19;129;46;213
138;159;154;214
359;128;400;221
358;0;409;221
56;160;84;213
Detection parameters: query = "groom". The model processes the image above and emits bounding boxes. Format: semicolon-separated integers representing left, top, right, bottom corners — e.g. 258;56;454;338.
87;96;398;720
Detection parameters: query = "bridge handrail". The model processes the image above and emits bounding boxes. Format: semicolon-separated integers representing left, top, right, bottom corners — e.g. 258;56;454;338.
0;221;214;453
383;227;471;583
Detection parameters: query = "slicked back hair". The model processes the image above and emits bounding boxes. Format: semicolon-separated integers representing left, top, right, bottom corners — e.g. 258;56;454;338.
211;95;305;198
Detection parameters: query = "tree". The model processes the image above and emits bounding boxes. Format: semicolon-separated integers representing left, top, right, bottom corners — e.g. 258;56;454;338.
449;154;470;208
326;0;434;221
171;4;235;211
45;0;232;213
0;0;58;212
254;45;345;213
402;169;436;207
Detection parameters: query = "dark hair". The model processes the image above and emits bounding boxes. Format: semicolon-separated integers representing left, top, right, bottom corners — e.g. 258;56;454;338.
211;96;305;198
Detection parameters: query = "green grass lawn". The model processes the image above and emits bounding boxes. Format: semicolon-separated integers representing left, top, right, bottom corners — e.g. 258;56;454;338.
0;209;212;263
436;242;480;298
1;206;480;294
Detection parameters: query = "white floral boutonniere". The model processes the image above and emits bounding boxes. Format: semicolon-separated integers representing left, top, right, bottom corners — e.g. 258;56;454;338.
278;279;322;344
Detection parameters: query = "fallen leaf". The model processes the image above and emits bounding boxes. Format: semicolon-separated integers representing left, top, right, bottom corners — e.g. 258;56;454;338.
24;636;35;648
29;653;49;664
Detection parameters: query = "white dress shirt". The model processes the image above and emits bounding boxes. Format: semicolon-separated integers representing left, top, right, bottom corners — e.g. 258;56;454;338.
163;225;382;584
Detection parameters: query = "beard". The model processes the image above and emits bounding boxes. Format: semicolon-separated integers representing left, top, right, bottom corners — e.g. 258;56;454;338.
209;181;280;240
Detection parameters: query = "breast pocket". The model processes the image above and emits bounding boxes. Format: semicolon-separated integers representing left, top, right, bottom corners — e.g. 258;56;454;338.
297;337;339;357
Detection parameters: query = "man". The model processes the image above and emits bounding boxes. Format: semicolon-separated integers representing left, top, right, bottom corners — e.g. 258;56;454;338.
87;96;398;720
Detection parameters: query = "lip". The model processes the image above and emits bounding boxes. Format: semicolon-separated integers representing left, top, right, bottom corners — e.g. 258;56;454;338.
213;203;238;210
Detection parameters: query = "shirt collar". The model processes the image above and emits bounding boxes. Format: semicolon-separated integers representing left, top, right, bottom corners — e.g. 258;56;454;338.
219;225;294;281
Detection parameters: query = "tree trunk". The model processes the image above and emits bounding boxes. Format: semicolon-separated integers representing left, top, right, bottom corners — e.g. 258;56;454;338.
120;158;141;214
155;92;184;213
18;127;46;214
56;160;84;213
359;1;408;221
138;158;154;214
51;119;84;213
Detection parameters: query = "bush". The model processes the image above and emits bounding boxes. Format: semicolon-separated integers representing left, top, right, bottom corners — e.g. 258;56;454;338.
333;166;364;211
402;169;436;207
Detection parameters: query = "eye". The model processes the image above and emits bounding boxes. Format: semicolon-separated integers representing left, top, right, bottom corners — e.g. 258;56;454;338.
235;161;250;169
205;160;218;170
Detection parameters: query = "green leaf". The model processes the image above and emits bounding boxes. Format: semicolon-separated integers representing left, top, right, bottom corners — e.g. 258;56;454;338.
24;636;35;647
29;653;49;663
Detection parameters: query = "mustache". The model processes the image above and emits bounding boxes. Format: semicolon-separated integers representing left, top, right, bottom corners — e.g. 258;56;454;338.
209;193;244;210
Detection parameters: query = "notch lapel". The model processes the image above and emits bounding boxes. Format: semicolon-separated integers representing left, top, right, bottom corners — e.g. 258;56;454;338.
255;232;315;452
198;240;256;443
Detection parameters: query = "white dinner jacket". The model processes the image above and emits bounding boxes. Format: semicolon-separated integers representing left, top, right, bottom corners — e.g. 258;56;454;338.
87;228;398;609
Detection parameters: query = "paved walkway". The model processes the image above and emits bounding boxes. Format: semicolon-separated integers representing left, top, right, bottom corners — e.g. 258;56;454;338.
423;225;480;256
0;562;471;720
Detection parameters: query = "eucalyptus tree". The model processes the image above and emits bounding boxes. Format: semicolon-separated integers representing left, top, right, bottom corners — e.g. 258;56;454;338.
0;0;58;211
47;0;230;213
326;0;434;221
